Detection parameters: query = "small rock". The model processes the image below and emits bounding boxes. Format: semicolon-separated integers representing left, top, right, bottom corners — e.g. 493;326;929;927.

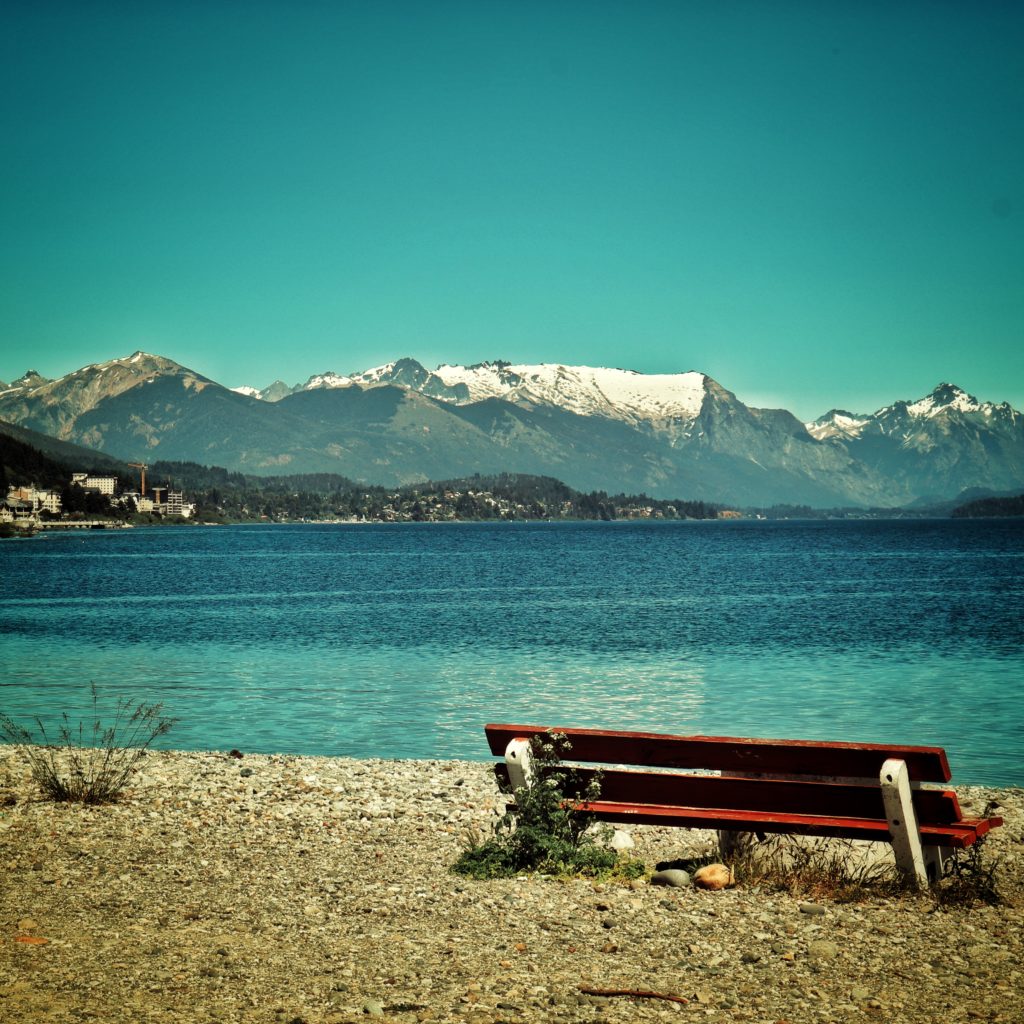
799;902;826;916
610;829;635;851
601;941;618;953
693;864;734;890
807;940;839;960
651;869;690;888
362;998;384;1017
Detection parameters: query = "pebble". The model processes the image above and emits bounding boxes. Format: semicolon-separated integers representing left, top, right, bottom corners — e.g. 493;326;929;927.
807;940;839;960
651;868;690;888
799;903;827;916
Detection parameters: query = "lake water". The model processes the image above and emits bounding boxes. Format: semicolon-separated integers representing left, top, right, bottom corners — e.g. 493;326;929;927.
1;520;1022;785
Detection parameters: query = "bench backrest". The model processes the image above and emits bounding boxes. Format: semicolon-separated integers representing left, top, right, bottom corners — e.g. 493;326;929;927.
484;723;952;783
492;762;965;825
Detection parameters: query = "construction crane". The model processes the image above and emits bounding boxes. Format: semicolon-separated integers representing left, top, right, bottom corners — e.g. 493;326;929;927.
127;462;148;496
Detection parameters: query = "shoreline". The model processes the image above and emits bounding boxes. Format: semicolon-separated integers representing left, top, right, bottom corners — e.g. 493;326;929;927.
4;741;1021;791
3;746;1023;1023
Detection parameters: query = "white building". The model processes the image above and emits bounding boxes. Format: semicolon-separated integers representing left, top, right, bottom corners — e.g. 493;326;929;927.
6;485;62;514
86;475;117;495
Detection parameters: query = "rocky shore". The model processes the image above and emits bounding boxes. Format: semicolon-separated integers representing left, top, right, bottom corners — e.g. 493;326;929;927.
2;746;1021;1024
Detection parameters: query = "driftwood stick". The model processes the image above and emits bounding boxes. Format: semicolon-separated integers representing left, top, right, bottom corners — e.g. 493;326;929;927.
579;985;689;1005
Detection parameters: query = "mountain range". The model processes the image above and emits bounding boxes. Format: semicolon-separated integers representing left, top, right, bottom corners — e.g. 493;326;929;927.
1;352;1021;507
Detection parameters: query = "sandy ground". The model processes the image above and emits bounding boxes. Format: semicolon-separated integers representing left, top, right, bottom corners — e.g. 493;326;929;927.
1;746;1021;1024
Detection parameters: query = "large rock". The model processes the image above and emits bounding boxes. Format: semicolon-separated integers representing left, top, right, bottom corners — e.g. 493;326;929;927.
693;864;734;890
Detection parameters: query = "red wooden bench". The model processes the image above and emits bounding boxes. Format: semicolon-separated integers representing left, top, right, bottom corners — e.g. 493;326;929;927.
485;724;1003;886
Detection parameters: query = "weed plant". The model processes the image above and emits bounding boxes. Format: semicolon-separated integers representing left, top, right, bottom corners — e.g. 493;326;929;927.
0;684;175;804
453;732;644;880
932;837;1002;908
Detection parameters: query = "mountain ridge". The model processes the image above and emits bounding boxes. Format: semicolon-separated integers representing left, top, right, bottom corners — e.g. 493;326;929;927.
2;352;1021;507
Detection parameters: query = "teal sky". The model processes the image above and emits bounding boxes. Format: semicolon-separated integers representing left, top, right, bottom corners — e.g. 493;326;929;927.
2;1;1022;421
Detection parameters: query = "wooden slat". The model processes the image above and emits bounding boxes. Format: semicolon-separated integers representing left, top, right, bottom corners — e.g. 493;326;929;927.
493;764;964;826
485;724;952;782
578;801;986;847
956;816;1002;840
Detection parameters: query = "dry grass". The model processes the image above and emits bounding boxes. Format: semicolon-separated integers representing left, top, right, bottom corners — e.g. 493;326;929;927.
0;683;175;804
721;832;911;902
718;831;1005;907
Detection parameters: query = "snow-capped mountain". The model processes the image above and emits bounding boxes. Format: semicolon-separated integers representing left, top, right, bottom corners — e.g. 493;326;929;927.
238;357;709;437
806;410;871;442
353;358;708;435
809;383;1021;442
4;354;1022;507
807;384;1016;441
0;369;52;396
806;383;1024;503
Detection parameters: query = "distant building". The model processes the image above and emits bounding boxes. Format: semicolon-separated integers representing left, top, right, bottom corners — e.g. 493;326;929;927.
87;475;117;495
6;485;62;514
163;490;195;518
70;472;118;495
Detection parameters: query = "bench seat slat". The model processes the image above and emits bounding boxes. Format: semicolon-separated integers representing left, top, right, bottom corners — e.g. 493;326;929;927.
579;800;996;848
485;724;952;782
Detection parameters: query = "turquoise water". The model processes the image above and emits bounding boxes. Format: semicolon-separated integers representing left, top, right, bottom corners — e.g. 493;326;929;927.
1;520;1022;785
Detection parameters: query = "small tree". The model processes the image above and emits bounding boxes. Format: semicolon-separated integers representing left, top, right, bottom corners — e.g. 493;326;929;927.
453;732;643;879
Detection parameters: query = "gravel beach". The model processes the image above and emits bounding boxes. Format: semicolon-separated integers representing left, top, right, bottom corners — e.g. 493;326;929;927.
2;746;1021;1024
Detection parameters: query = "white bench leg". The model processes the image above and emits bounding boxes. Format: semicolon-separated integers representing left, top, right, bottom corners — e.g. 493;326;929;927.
505;737;535;793
924;844;952;883
880;758;928;887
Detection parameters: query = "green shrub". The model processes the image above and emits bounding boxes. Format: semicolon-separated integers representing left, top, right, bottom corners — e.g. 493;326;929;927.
0;684;175;804
453;732;644;880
